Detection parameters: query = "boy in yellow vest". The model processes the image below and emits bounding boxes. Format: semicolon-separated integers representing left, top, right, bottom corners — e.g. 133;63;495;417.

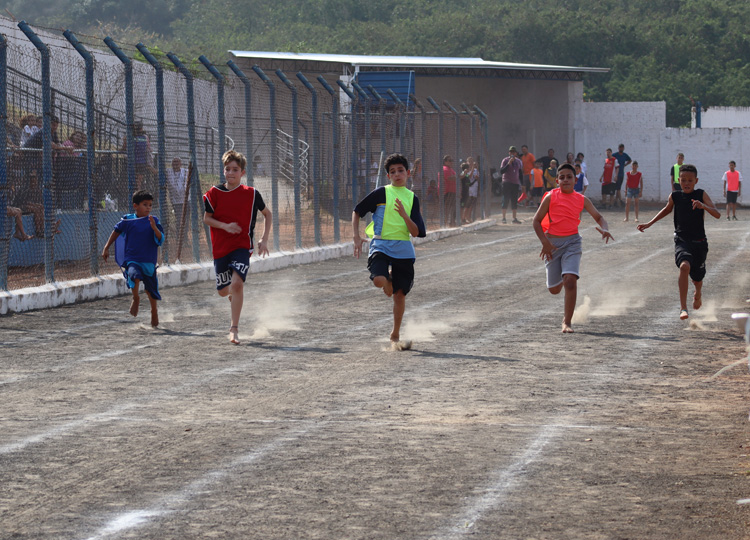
353;153;427;349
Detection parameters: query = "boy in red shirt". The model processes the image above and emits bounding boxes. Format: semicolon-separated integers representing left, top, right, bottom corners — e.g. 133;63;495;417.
722;160;742;220
624;161;643;222
533;163;614;333
598;148;618;209
203;150;272;344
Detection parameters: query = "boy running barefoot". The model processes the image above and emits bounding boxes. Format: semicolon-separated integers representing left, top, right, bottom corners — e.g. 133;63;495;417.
533;163;614;333
102;190;164;327
352;153;426;349
637;164;720;320
203;151;271;344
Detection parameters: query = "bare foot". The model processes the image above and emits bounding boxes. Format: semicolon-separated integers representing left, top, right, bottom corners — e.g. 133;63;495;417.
129;295;140;317
680;309;689;320
693;292;702;310
391;340;413;351
383;279;393;297
229;325;240;344
13;232;33;241
623;218;629;222
561;321;574;333
634;218;639;222
151;311;159;327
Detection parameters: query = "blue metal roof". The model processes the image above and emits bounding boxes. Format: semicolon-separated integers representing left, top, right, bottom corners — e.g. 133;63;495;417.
356;71;414;106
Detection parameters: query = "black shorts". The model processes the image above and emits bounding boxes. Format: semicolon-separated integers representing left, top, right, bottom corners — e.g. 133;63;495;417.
532;187;544;197
614;176;625;190
601;183;616;196
727;191;738;204
674;236;708;282
214;248;251;290
502;182;520;209
367;251;415;295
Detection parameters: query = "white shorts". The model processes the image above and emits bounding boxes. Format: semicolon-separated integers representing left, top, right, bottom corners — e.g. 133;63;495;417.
545;234;582;288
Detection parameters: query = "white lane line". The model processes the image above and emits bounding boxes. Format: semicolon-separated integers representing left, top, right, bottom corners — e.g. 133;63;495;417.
436;423;562;539
80;418;324;540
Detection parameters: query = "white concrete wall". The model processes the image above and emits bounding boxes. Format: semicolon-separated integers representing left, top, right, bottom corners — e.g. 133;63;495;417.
575;101;666;201
692;106;750;128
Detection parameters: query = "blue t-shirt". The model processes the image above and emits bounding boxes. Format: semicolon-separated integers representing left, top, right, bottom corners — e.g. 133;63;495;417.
113;214;164;267
354;186;426;259
612;152;631;179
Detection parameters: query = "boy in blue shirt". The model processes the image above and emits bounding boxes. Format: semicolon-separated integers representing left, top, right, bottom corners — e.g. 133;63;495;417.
352;153;426;349
102;190;165;327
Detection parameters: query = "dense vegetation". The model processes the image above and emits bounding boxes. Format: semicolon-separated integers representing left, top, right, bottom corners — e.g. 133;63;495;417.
5;0;750;126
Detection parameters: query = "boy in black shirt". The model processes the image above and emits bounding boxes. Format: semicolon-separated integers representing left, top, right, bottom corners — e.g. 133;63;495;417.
637;164;720;320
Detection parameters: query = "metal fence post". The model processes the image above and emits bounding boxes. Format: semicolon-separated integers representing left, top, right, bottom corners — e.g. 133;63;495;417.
410;94;428;223
199;55;225;184
167;52;205;261
427;97;444;228
336;81;358;208
136;43;169;263
227;60;253;186
18;21;54;282
366;85;387;161
275;69;302;249
296;72;321;246
64;30;99;274
103;36;136;199
318;76;340;243
251;66;280;251
474;105;489;219
351;82;370;194
445;100;461;227
387;89;406;154
0;33;7;290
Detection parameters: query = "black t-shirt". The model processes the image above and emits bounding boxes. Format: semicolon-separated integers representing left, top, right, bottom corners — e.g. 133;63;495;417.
672;189;705;241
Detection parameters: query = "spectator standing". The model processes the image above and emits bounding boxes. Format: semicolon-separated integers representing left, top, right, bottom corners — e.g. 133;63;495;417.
722;160;742;220
500;146;523;224
670;152;685;192
598;148;618;209
612;143;632;208
540;148;556;171
521;145;536;207
442;155;457;226
576;152;587;177
624;161;643;222
544;159;558;192
166;157;189;229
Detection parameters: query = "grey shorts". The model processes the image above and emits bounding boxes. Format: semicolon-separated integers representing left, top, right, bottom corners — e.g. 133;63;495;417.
545;234;582;288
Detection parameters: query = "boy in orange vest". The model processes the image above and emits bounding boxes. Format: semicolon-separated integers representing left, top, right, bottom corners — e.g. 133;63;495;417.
533;163;614;333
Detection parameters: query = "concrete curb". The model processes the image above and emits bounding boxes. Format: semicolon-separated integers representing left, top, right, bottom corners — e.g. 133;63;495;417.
0;218;497;315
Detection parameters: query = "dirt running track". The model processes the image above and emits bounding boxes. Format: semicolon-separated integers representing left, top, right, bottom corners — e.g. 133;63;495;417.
2;208;750;539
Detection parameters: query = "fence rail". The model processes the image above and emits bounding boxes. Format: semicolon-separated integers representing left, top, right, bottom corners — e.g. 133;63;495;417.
0;18;491;292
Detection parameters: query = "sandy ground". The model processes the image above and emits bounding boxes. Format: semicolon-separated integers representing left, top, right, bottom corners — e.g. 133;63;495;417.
2;206;750;539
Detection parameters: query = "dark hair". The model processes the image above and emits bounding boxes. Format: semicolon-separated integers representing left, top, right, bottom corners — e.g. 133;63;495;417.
679;164;698;176
132;190;154;204
558;163;576;174
461;162;470;171
384;153;409;173
730;160;736;166
632;160;638;166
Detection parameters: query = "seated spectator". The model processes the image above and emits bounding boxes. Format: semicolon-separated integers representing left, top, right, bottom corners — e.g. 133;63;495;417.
13;171;60;237
5;205;33;241
19;115;39;147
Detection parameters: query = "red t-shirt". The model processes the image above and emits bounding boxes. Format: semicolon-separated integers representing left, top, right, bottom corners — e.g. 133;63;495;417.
626;171;642;189
203;184;266;259
602;158;616;184
442;165;456;194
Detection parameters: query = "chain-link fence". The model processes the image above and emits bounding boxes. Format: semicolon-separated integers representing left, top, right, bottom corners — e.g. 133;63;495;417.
0;18;491;292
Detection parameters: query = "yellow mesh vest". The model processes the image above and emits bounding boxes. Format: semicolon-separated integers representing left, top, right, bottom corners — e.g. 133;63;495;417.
673;164;680;184
365;185;414;240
